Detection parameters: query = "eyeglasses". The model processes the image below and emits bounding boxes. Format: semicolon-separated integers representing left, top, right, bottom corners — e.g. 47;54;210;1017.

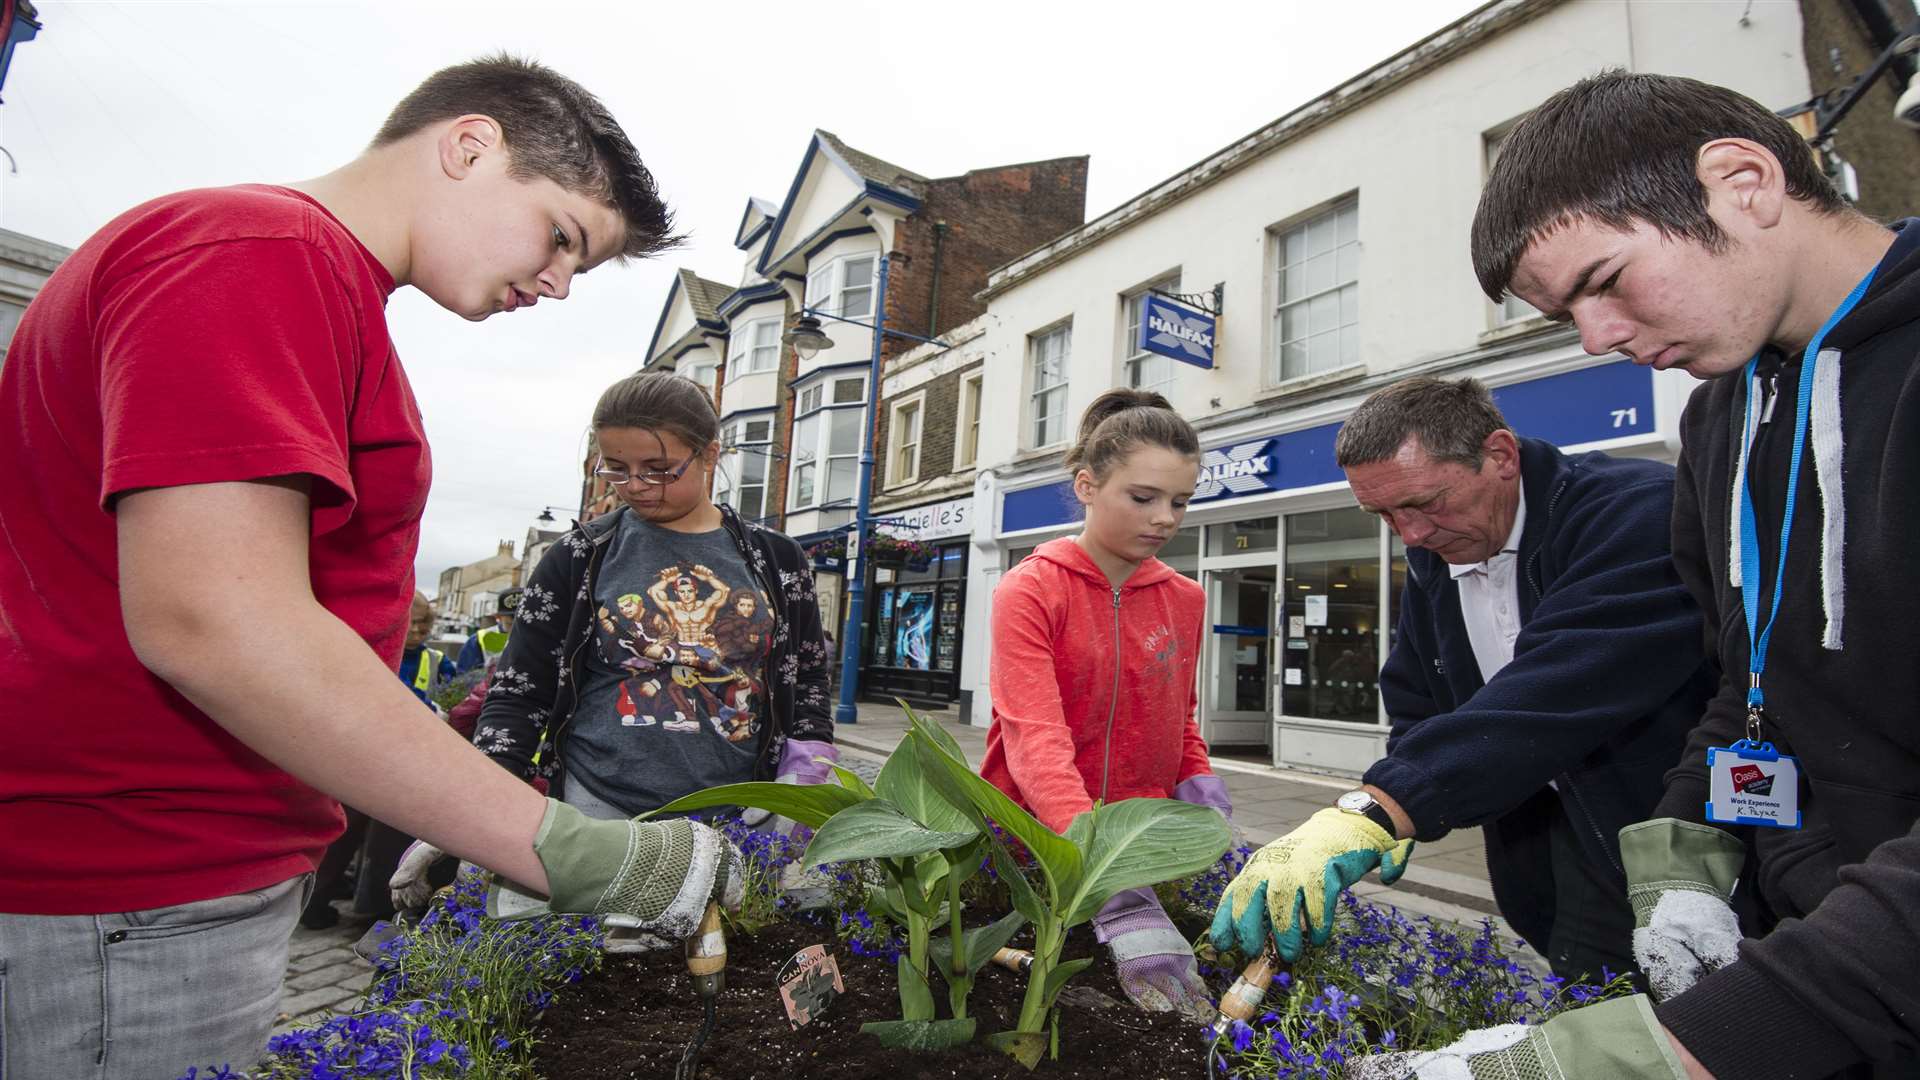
595;452;699;488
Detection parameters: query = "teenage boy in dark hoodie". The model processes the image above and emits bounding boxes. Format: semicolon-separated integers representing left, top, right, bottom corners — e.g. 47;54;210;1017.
0;57;741;1078
1351;71;1919;1080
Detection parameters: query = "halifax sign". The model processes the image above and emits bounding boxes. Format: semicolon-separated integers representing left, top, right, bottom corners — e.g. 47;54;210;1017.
1137;293;1215;370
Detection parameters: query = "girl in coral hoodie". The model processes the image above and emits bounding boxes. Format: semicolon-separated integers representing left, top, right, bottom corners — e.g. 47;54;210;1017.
980;388;1236;1020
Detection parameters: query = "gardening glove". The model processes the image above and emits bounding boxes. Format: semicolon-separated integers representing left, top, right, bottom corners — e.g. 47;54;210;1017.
1094;887;1216;1023
1174;773;1246;851
1621;817;1747;1002
388;840;452;912
1210;807;1414;961
486;798;744;942
1349;995;1686;1079
742;738;838;840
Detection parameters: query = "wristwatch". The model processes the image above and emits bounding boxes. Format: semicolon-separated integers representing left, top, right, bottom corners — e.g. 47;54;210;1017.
1336;790;1399;837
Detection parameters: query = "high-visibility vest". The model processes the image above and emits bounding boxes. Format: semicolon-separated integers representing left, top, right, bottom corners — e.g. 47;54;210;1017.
412;648;445;692
476;627;510;660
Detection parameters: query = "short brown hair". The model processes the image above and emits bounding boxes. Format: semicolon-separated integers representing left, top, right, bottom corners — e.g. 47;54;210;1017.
375;54;683;262
592;372;718;451
1471;71;1848;303
1335;377;1509;469
1064;388;1200;482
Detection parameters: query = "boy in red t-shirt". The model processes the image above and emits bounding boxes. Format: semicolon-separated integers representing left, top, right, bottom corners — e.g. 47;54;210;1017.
0;56;740;1078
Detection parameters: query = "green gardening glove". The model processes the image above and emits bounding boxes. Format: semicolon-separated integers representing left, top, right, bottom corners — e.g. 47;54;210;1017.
1350;995;1686;1079
1209;807;1415;961
1621;817;1747;1001
486;799;743;941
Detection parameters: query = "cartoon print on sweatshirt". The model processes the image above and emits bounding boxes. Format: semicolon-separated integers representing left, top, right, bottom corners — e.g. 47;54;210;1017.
593;563;772;739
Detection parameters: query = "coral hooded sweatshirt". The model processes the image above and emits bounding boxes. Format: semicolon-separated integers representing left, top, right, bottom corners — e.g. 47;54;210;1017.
980;537;1215;832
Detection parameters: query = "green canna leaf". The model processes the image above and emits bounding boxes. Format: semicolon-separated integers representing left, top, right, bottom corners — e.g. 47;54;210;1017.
646;781;863;828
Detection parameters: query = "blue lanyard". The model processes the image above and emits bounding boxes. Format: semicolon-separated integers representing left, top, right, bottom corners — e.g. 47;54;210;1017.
1736;267;1878;731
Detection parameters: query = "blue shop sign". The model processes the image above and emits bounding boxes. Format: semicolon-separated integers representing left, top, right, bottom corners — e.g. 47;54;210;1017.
1138;294;1215;369
1001;360;1656;535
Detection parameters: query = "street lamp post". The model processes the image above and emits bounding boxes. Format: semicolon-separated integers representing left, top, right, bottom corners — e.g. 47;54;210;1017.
783;254;949;725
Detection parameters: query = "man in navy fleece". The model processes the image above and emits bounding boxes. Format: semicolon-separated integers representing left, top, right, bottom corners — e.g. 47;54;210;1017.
1214;376;1711;983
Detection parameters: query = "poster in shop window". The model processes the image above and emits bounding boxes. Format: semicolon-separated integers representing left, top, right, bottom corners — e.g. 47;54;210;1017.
893;587;936;671
1304;594;1329;627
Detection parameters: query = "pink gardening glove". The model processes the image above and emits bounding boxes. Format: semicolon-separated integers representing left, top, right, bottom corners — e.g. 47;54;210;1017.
1174;773;1246;846
1093;887;1216;1022
742;738;838;839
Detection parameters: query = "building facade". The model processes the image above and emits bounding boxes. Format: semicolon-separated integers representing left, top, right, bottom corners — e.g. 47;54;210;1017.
0;227;71;369
433;540;519;635
957;0;1830;775
627;131;1089;708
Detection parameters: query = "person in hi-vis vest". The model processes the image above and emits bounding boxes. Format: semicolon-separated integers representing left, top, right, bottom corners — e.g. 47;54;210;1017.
456;586;520;674
400;594;456;707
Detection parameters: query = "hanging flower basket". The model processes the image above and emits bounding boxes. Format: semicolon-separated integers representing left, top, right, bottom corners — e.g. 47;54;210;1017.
808;531;939;572
866;532;938;571
805;536;848;570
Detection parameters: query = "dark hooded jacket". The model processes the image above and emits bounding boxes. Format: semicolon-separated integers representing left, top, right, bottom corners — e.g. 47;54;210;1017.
1652;220;1920;1080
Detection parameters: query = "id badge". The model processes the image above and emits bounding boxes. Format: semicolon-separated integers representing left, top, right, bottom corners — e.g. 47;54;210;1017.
1705;741;1802;829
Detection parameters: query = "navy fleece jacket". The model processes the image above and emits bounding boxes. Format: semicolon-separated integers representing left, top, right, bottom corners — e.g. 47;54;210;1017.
1365;438;1713;902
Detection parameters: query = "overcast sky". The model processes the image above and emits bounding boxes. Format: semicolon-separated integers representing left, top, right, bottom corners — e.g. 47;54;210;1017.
2;0;1482;593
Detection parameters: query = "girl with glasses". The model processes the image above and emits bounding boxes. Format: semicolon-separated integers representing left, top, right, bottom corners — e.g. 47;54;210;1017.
391;373;838;941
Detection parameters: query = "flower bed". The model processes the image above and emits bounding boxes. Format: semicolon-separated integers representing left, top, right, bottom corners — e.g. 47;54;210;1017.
189;712;1628;1078
193;833;1624;1079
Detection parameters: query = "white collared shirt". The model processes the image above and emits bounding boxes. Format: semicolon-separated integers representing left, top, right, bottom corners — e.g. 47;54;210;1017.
1448;488;1527;686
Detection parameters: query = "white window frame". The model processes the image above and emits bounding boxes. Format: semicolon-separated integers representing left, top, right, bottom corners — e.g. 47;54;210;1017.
684;358;718;397
1028;323;1071;450
887;391;926;488
719;414;773;521
955;371;983;469
1272;199;1361;384
1484;126;1542;326
787;378;868;511
1122;274;1181;395
804;252;878;318
727;316;781;379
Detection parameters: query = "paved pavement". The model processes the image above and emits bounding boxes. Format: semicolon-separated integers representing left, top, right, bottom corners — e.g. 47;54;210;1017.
277;916;376;1032
275;702;1523;1032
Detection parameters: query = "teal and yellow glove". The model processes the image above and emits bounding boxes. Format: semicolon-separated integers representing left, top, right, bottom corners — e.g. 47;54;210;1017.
1210;807;1414;961
487;799;743;941
1349;995;1686;1079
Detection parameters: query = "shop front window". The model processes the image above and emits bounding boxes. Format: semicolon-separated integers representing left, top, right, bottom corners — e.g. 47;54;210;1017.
871;542;965;673
1279;506;1383;724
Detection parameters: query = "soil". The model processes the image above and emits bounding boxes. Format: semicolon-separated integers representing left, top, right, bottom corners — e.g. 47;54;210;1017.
533;917;1214;1080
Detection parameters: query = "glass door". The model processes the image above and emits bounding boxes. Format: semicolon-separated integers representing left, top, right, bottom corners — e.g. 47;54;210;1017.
1279;507;1385;725
1204;564;1276;747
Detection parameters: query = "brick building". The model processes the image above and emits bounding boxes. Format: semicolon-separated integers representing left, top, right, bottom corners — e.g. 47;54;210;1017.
628;130;1087;707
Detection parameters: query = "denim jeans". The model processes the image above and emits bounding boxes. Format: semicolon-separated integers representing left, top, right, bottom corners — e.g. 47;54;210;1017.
0;874;311;1080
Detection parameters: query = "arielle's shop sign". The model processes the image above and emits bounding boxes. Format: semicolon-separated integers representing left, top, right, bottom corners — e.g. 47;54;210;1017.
876;495;971;542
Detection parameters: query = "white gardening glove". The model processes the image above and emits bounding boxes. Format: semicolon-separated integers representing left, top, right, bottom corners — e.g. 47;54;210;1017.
485;800;744;943
1620;819;1746;1001
389;839;451;912
1351;997;1685;1079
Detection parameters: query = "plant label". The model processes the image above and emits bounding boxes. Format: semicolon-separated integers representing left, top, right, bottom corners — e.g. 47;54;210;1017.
778;945;845;1029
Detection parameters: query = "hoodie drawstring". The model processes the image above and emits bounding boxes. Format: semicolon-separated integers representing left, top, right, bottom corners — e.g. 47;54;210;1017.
1099;587;1121;806
1728;347;1849;652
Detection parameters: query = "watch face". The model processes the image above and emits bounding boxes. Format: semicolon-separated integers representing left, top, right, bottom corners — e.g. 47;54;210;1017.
1336;790;1371;812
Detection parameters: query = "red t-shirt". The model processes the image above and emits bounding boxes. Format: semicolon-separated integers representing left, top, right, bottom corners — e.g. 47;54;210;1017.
0;185;431;914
